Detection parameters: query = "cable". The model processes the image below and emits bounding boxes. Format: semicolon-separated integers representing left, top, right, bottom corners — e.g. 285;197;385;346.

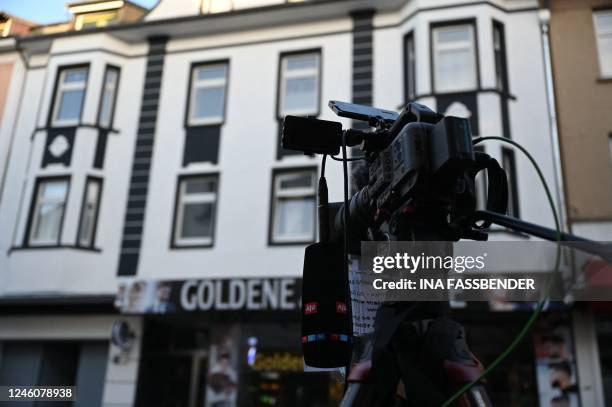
331;155;366;162
441;136;561;407
321;154;327;177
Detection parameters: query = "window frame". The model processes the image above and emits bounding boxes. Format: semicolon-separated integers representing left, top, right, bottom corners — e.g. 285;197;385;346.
593;9;612;78
268;167;317;246
430;19;480;94
49;64;90;127
185;60;230;127
276;49;322;119
171;173;220;248
404;31;417;102
97;64;121;129
76;176;103;248
492;20;509;92
501;147;520;219
25;176;71;247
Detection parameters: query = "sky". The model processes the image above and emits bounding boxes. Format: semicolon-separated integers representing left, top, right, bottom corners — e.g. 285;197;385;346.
1;0;159;24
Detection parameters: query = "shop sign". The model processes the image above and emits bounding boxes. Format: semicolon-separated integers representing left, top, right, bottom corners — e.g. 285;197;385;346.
116;277;301;314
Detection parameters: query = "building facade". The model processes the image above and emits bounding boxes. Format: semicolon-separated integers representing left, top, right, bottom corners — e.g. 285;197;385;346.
544;0;612;405
0;0;603;406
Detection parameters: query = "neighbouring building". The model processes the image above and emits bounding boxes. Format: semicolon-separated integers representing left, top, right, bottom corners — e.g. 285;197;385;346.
0;0;599;406
542;0;612;406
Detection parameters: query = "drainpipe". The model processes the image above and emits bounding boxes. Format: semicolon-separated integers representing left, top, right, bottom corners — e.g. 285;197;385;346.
538;7;569;233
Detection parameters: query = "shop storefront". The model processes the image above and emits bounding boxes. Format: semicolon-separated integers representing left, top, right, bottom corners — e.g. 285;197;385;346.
117;277;342;407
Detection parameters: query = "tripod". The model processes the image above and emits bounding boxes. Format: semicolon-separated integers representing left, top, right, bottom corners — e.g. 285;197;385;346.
339;208;610;407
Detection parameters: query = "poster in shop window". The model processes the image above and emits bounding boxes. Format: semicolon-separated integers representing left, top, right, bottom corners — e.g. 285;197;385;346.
205;324;240;407
534;319;580;407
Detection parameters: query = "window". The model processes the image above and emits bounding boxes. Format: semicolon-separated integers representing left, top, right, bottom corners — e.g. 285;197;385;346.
51;66;88;126
474;146;487;210
502;148;520;218
75;11;119;30
28;178;69;246
278;52;320;117
173;175;218;247
77;178;102;247
270;169;316;244
404;32;416;101
493;21;508;91
432;23;477;93
188;63;228;126
98;66;119;128
594;10;612;78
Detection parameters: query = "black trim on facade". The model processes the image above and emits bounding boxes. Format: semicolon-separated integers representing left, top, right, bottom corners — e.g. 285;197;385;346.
42;127;76;167
117;36;168;276
275;48;322;159
97;64;121;129
23;175;71;248
0;295;115;315
93;129;108;169
169;172;220;249
267;166;318;246
46;63;90;128
183;126;222;165
403;30;416;103
75;175;103;249
429;18;481;95
350;9;374;130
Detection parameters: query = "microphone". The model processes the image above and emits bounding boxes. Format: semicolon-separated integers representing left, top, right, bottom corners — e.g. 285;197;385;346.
301;164;352;368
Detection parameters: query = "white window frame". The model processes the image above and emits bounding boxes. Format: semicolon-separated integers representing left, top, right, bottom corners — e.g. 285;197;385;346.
174;176;218;247
278;52;320;117
28;178;69;246
77;178;102;247
98;66;119;128
51;66;88;127
593;10;612;78
188;63;228;126
432;24;478;93
271;170;316;244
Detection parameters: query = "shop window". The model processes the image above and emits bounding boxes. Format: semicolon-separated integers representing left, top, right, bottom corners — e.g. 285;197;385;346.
594;10;612;78
270;169;316;244
27;177;70;246
172;175;219;247
51;66;89;127
432;23;478;93
188;62;229;126
77;177;102;247
278;51;320;117
98;65;120;128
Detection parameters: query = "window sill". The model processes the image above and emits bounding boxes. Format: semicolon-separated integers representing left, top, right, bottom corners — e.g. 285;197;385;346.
596;76;612;83
170;243;214;249
8;244;102;254
268;239;314;246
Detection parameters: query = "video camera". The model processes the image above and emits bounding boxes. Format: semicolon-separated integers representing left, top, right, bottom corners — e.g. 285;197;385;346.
281;101;511;370
283;101;509;249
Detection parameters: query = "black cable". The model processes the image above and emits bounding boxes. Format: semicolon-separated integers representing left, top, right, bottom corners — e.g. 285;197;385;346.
331;155;366;162
321;154;327;177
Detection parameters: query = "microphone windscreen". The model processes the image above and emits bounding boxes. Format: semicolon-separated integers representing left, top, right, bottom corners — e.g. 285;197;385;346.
301;242;352;368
